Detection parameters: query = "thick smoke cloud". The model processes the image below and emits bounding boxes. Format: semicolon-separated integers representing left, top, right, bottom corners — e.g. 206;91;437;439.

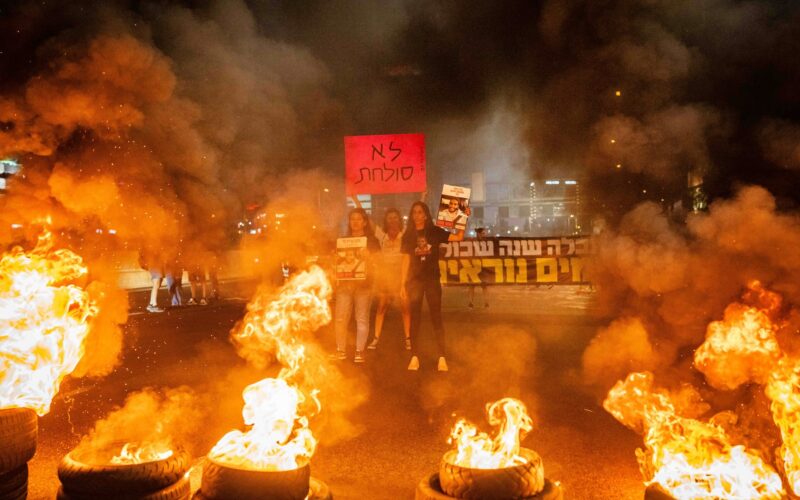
582;185;800;390
4;0;800;246
252;0;800;209
0;0;351;387
3;0;800;413
0;0;345;260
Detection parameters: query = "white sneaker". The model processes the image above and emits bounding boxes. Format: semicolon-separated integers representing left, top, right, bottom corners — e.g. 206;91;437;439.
437;356;449;372
328;350;346;361
407;355;420;371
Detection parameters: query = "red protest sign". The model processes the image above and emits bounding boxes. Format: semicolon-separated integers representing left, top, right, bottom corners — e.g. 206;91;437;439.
344;133;426;195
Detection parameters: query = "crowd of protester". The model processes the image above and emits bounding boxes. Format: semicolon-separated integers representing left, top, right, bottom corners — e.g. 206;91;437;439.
140;251;221;313
137;201;480;372
332;201;471;372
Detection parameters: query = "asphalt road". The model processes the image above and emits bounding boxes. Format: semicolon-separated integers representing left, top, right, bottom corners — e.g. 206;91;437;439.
27;282;645;499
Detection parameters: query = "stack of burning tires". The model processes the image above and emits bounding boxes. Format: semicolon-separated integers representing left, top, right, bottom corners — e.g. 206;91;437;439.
416;398;563;500
56;445;191;500
0;409;37;500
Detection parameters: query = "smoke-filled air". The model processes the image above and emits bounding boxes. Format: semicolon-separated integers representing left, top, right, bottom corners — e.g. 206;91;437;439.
3;1;800;499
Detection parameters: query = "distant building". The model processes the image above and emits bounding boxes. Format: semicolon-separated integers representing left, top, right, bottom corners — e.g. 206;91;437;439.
444;171;586;237
0;159;20;194
528;179;583;236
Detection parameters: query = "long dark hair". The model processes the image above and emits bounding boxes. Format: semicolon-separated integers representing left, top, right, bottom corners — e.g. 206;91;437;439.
383;208;403;234
402;201;433;247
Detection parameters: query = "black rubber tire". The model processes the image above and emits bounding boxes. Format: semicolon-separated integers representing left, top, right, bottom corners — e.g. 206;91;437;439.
58;447;190;496
0;465;28;500
57;476;190;500
195;476;331;500
439;448;545;499
416;472;562;500
199;458;310;500
0;409;37;474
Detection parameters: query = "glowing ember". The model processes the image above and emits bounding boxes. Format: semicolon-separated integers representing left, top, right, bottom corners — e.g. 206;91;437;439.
110;443;173;465
448;398;533;469
208;267;331;471
0;228;97;416
604;372;784;499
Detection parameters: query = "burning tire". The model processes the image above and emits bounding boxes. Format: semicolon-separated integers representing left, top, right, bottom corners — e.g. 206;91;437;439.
56;476;191;500
57;447;190;497
438;448;545;499
0;409;37;474
0;465;28;500
415;472;562;500
197;458;310;500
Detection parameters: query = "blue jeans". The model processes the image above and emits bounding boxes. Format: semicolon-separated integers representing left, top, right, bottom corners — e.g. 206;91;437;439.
335;283;372;353
165;271;182;306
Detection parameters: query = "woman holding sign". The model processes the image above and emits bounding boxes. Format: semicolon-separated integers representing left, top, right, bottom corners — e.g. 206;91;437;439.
400;201;468;372
333;208;380;364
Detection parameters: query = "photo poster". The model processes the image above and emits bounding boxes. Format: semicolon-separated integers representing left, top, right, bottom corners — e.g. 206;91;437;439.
435;184;471;231
335;236;368;280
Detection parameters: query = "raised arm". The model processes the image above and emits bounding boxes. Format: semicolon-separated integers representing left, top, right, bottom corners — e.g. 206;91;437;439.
448;229;466;242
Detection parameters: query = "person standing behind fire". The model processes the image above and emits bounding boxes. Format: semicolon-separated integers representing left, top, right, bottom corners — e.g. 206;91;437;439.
468;227;490;309
369;208;411;350
400;201;468;372
333;208;380;364
140;251;165;313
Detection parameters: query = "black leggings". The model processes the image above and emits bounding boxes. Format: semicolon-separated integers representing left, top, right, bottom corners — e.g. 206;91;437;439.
407;278;445;357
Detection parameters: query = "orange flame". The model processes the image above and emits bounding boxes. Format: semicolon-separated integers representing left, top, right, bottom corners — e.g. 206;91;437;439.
448;398;533;469
694;303;782;391
0;228;97;416
208;267;331;471
765;357;800;495
110;443;173;465
209;378;317;470
604;372;784;499
691;281;800;495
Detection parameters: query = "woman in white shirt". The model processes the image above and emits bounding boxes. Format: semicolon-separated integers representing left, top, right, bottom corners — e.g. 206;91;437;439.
368;208;411;350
